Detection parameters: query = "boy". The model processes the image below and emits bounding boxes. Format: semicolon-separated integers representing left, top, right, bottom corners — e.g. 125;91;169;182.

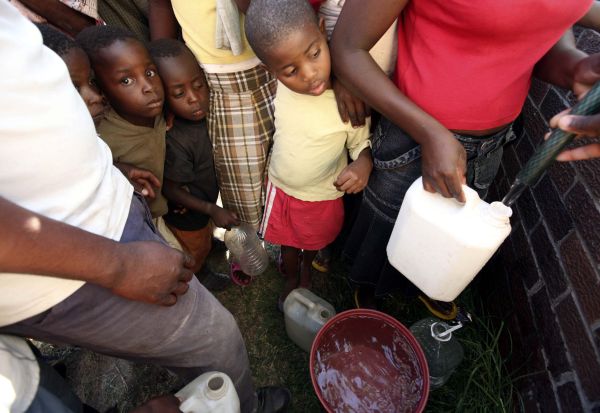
76;25;182;250
149;38;239;286
37;23;161;200
246;0;373;308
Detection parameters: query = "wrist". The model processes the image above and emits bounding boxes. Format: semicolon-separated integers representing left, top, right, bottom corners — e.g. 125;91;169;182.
94;241;127;290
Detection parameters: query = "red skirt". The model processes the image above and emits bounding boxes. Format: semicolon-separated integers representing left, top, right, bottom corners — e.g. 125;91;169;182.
259;181;344;250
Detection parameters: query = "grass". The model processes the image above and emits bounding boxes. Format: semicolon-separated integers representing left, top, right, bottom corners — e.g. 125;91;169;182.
37;242;520;412
210;245;520;413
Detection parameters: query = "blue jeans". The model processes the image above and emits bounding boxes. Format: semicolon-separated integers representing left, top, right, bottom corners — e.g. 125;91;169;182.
344;117;516;297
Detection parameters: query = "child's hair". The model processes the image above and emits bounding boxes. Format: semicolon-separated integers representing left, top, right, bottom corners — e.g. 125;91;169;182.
75;25;139;59
148;38;190;60
36;23;79;58
245;0;319;61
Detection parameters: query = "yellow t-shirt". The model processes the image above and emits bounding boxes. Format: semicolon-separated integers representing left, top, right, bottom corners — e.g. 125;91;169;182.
268;83;371;202
98;110;168;218
171;0;258;70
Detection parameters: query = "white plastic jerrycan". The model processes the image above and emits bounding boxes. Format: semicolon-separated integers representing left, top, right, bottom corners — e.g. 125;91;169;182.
175;371;240;413
387;177;512;302
284;288;336;352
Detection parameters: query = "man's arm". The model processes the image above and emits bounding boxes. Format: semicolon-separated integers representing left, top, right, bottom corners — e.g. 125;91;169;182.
0;197;194;306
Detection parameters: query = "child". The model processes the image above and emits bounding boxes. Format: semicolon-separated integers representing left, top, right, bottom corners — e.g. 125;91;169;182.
245;0;373;308
76;25;181;250
37;23;161;200
148;38;239;284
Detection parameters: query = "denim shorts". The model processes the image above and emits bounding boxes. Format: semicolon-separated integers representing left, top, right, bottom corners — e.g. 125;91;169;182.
344;117;516;296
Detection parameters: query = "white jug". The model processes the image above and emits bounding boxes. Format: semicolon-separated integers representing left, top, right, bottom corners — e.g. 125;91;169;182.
175;371;240;413
387;177;512;302
283;288;336;352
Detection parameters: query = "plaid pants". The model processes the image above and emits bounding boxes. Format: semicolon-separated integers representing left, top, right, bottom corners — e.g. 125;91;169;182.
206;66;277;227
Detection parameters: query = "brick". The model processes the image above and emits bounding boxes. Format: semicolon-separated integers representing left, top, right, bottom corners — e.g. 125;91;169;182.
595;326;600;353
564;183;600;266
556;294;600;400
515;131;535;167
532;175;574;242
502;143;521;183
532;370;560;413
529;78;549;105
547;160;577;196
530;288;570;378
511;234;540;290
530;225;567;299
522;98;550;146
574;158;600;200
577;29;600;55
557;381;585;413
560;232;600;325
509;274;538;344
516;187;540;232
540;88;569;122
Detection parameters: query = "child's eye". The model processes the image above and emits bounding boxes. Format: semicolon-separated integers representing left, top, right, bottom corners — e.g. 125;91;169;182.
193;81;204;89
173;90;184;98
120;77;133;85
312;49;321;59
285;68;298;77
146;69;156;77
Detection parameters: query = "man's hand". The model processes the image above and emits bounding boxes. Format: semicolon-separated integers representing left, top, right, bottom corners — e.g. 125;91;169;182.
333;78;370;128
421;131;467;203
108;241;195;306
130;395;182;413
334;150;373;194
549;109;600;160
546;54;600;161
210;206;240;230
115;163;161;199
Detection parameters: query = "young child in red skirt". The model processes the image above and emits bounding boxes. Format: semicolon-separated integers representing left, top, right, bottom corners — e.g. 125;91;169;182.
246;0;373;309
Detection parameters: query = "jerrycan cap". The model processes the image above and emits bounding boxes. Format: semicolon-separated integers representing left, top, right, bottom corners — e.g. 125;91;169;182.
485;201;512;225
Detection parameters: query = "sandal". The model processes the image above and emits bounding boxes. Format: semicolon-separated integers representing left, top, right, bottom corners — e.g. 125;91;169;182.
229;262;253;286
311;249;331;273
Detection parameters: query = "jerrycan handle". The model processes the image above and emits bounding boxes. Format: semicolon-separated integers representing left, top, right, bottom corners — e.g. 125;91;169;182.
456;184;481;214
294;293;316;310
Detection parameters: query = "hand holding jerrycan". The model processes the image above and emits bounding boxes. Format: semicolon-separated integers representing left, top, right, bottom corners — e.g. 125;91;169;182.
387;177;512;302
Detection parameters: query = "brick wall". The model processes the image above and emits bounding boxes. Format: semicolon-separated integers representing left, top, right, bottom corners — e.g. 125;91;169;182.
481;27;600;412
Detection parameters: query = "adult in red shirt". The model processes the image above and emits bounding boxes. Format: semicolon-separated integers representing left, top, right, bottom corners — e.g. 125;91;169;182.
331;0;600;314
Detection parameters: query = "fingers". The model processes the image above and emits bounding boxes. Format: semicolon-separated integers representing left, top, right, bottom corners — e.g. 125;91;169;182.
556;143;600;161
159;293;178;306
555;114;600;137
181;253;195;272
172;280;190;296
131;171;161;188
336;98;350;123
134;178;156;199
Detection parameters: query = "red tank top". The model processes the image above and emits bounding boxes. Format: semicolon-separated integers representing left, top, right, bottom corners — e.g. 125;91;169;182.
394;0;592;131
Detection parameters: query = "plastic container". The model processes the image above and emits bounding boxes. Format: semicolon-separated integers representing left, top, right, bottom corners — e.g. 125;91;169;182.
410;318;464;390
310;309;429;413
283;288;336;352
224;223;269;276
387;177;512;302
175;371;240;413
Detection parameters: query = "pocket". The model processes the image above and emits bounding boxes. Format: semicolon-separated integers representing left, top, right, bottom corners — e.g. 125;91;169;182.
372;118;420;170
473;146;504;190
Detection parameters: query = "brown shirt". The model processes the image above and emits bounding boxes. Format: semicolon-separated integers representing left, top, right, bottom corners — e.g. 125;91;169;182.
98;109;168;217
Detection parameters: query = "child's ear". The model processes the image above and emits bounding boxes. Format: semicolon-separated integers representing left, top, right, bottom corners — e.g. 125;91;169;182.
318;17;326;35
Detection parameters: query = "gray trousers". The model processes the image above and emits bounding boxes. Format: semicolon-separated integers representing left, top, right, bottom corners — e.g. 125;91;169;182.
1;194;256;412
